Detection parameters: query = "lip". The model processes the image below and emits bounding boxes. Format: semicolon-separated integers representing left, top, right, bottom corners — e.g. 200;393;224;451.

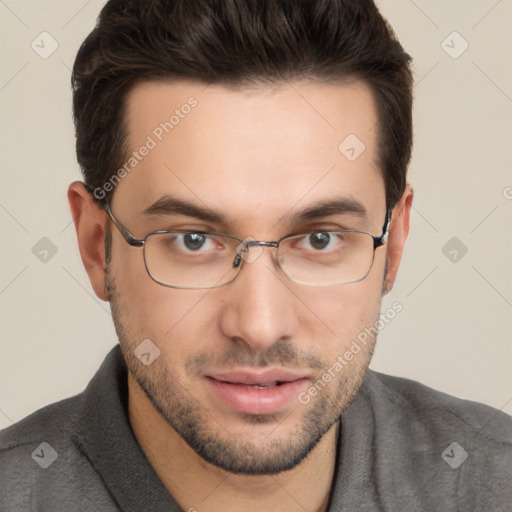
208;369;310;386
204;369;310;415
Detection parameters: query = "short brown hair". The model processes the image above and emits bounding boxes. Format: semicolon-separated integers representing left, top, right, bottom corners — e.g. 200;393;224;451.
72;0;413;210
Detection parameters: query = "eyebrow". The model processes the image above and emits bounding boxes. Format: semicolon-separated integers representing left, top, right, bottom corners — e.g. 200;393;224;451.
142;194;367;226
142;195;225;224
290;198;367;224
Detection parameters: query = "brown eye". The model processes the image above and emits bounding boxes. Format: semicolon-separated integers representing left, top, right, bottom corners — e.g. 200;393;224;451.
183;233;207;251
308;233;331;250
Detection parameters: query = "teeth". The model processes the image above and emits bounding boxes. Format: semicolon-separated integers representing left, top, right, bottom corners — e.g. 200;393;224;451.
222;380;285;388
250;382;278;389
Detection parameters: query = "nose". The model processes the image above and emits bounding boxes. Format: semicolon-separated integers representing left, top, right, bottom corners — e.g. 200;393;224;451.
218;247;299;352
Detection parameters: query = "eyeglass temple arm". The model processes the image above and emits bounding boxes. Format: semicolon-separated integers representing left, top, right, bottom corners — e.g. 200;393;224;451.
80;182;141;247
105;204;144;248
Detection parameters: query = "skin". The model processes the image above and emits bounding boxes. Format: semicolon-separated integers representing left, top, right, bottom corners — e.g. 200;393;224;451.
68;78;413;512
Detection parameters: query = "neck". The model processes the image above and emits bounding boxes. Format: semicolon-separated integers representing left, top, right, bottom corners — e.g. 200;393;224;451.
127;373;339;512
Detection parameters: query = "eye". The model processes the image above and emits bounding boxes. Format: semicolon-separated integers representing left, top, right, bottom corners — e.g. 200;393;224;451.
173;233;217;252
293;232;342;252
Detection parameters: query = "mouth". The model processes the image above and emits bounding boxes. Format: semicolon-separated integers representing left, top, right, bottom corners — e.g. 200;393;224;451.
241;382;283;389
204;369;310;415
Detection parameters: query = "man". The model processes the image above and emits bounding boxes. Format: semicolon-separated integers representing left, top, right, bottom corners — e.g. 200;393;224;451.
1;0;510;510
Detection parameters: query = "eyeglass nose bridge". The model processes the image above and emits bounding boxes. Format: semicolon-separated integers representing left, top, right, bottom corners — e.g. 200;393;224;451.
233;239;279;268
245;240;279;249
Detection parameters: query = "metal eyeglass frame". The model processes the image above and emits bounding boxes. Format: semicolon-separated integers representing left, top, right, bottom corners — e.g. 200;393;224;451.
104;203;392;289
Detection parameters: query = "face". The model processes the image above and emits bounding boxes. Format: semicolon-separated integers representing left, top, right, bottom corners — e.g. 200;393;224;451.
106;78;390;474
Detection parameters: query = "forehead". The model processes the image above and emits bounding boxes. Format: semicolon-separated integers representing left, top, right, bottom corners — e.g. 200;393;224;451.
116;78;384;231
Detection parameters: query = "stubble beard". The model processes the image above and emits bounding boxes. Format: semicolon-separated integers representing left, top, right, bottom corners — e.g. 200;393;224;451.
105;262;378;475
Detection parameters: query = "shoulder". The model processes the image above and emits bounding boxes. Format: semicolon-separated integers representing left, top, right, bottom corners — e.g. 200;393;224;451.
0;393;88;506
342;370;512;509
0;346;132;510
365;370;512;443
0;383;120;510
0;392;85;464
0;344;124;461
0;392;84;449
358;370;512;508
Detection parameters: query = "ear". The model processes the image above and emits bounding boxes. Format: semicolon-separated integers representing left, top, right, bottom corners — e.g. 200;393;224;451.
67;182;109;302
383;184;413;295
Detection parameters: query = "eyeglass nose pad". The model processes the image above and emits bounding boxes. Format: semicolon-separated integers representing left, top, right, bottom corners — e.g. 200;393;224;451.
233;254;243;268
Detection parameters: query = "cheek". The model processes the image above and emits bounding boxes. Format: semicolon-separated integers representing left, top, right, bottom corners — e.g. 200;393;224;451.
112;249;219;345
299;275;383;353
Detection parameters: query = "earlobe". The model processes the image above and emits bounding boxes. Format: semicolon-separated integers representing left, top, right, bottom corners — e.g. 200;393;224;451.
67;181;109;302
383;184;413;295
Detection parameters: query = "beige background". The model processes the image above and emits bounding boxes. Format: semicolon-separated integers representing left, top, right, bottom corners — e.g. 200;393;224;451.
1;0;511;429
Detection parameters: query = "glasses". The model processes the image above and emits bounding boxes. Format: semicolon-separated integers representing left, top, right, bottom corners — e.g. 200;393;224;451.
105;204;391;289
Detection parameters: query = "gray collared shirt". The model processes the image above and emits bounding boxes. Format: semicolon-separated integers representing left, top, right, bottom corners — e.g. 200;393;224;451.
1;345;511;511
